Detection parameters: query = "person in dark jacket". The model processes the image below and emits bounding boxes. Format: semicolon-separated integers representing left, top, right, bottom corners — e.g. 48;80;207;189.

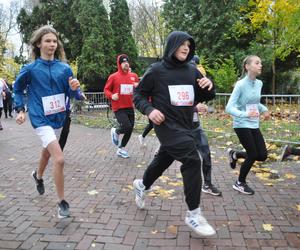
3;80;13;118
133;31;216;236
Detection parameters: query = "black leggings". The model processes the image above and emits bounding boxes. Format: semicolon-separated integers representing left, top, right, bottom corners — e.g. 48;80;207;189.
291;147;300;156
142;141;202;211
114;108;135;148
234;128;267;183
142;119;153;138
59;111;71;151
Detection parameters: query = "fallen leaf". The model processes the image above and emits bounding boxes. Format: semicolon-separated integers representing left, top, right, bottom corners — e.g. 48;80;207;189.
176;173;182;179
8;157;15;161
168;181;183;187
296;204;300;211
151;230;158;234
262;224;273;231
284;173;296;179
87;190;98;195
0;193;6;200
226;141;233;146
136;164;143;168
167;225;178;235
89;170;96;174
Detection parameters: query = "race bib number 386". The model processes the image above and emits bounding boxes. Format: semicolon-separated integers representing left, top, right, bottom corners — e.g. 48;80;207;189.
42;93;66;116
168;85;194;106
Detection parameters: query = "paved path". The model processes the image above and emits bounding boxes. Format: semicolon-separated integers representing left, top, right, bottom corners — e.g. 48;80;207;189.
0;116;299;250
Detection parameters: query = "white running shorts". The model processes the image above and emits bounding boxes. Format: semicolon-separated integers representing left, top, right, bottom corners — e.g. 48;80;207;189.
35;126;62;148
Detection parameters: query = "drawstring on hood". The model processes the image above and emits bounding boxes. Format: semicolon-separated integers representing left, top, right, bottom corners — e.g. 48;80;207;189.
163;31;195;68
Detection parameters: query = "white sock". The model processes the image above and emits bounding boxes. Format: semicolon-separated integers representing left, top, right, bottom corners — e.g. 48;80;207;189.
189;207;200;216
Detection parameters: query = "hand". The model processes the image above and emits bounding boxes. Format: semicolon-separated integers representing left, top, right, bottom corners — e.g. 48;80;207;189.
197;77;213;91
262;111;271;120
112;93;119;101
195;103;208;113
148;109;165;125
68;77;80;91
248;110;259;118
16;111;26;125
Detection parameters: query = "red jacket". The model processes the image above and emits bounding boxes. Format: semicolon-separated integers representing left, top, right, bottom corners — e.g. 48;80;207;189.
104;54;139;112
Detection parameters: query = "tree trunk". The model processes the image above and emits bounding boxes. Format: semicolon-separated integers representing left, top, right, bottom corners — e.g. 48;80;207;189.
272;59;276;95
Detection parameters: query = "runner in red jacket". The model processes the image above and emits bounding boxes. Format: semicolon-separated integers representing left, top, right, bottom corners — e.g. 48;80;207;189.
104;54;139;158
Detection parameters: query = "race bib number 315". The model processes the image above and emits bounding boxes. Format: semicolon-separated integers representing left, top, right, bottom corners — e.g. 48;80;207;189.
42;93;66;116
168;85;194;106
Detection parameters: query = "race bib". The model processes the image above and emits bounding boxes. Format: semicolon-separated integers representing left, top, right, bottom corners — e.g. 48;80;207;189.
246;104;259;120
42;93;66;116
168;85;194;106
120;84;133;95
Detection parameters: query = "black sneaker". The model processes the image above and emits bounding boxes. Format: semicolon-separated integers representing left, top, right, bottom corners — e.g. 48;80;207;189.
227;148;237;169
232;181;254;195
31;170;45;195
57;200;70;218
280;145;291;161
202;184;222;196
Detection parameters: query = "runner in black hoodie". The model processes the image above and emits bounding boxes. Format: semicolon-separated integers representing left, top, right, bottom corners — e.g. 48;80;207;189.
133;31;216;236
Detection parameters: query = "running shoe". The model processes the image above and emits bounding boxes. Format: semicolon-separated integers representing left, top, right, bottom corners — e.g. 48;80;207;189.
117;148;130;158
31;170;45;195
133;179;145;209
57;200;70;218
185;208;216;236
202;184;222;196
232;181;254;195
227;148;237;169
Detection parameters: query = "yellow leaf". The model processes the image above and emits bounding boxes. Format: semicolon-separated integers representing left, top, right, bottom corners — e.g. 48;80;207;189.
268;153;280;160
89;170;96;174
151;230;158;234
0;193;6;200
168;181;183;187
296;205;300;211
262;224;273;231
226;141;233;146
8;157;15;161
167;225;178;235
87;190;98;195
284;173;296;179
136;164;143;168
159;176;171;182
176;173;182;179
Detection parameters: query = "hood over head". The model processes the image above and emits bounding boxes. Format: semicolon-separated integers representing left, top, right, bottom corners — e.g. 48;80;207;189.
163;31;195;68
117;54;130;73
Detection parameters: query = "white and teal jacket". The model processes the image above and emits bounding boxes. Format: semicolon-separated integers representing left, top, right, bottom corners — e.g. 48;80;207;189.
225;76;268;129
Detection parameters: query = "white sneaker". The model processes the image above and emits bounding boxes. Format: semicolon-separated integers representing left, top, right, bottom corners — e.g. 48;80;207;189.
138;135;146;146
133;179;145;209
185;208;216;236
117;148;130;158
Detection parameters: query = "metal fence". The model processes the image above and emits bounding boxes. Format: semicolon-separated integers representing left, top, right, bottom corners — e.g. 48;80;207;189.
73;92;300;144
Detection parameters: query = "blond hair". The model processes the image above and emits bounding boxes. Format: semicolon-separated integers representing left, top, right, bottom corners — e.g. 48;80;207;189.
240;55;259;78
29;25;66;61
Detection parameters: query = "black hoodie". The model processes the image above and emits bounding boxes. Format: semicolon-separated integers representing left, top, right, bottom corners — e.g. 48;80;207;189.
134;31;215;146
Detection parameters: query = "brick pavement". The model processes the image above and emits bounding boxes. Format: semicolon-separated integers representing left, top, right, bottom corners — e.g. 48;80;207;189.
0;116;299;250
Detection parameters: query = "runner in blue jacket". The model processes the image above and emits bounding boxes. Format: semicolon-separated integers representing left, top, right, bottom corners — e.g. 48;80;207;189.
14;25;81;218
